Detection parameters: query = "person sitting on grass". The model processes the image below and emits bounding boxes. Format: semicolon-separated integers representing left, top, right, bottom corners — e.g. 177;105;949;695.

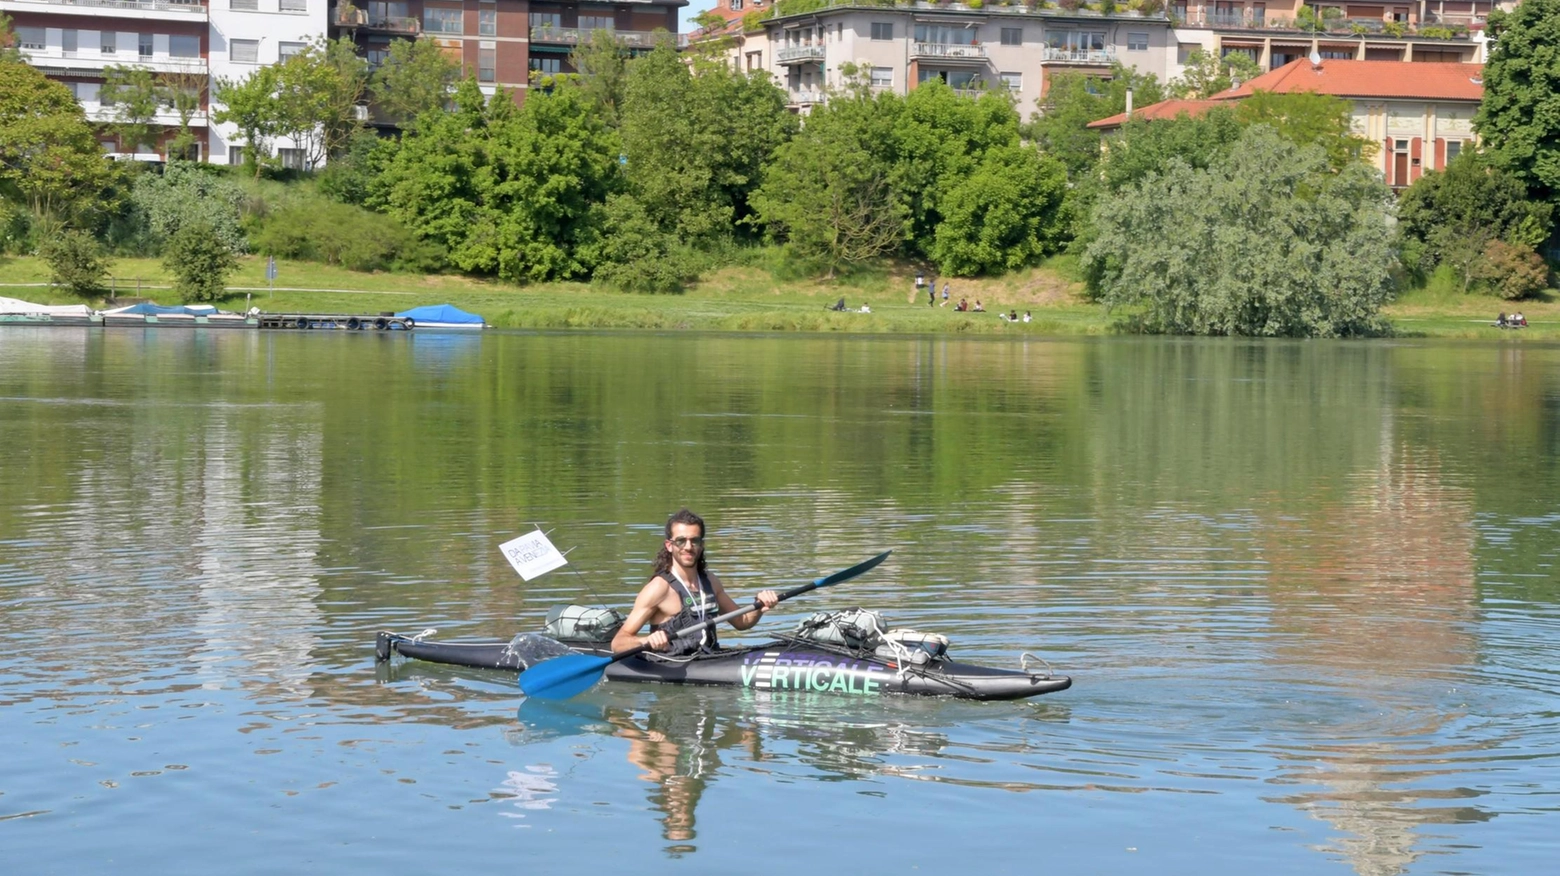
973;300;985;312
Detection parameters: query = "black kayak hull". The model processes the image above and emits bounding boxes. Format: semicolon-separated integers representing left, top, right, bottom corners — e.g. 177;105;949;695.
376;632;1071;701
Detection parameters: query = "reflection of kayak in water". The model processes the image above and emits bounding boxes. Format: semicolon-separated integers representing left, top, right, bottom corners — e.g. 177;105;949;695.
376;630;1071;701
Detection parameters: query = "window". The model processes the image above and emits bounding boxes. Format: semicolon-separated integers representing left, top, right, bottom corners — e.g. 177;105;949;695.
231;0;258;9
102;31;117;54
139;32;154;58
730;0;743;9
478;42;496;82
278;148;306;170
479;3;496;36
170;35;200;58
18;26;45;50
1445;140;1463;163
228;146;245;165
424;6;464;34
71;81;102;102
870;66;892;88
62;30;78;55
1127;32;1148;51
580;15;615;30
280;0;307;10
1047;31;1106;51
278;41;305;61
999;71;1021;92
1000;27;1022;46
367;48;391;67
914;24;977;45
871;22;893;41
529;57;561;75
231;38;259;64
529;12;561;27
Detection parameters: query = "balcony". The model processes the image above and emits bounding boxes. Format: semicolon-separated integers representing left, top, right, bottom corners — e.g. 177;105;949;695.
82;104;209;127
789;89;825;104
777;44;825;64
910;42;987;63
529;25;672;49
21;48;208;75
334;8;420;34
1042;46;1116;65
0;0;206;18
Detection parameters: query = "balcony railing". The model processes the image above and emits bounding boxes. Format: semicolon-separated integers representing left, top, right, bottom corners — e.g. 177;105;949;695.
334;8;420;33
1042;46;1116;64
22;48;207;72
3;0;206;14
911;42;987;61
777;44;825;63
790;89;825;104
529;25;670;48
1181;12;1471;40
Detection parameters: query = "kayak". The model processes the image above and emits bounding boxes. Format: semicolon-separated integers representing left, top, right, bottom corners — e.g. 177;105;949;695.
375;630;1071;701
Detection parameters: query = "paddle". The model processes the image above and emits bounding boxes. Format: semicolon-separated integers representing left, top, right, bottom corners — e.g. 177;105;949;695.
519;550;892;700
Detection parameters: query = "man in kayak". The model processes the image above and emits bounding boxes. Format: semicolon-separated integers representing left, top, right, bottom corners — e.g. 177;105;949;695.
612;509;780;656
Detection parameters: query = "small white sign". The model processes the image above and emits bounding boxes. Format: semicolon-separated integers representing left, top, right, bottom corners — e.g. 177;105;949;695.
500;530;568;581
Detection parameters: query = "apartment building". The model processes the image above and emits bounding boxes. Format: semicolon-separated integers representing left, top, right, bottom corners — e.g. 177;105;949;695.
731;3;1174;117
4;0;327;162
1169;0;1512;70
329;0;684;103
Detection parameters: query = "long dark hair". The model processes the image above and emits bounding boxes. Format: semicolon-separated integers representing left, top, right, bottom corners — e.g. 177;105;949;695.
652;508;707;577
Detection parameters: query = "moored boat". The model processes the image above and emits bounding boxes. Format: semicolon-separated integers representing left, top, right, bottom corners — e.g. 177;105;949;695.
375;629;1071;701
395;304;488;330
0;296;100;326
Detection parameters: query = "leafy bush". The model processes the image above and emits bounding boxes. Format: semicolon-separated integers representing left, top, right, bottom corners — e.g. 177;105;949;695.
1474;240;1551;300
584;195;702;293
131;162;247;254
163;220;239;302
251;200;443;273
39;230;111;296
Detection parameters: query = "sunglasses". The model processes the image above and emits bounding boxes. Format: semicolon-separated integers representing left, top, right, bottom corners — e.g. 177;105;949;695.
668;536;705;548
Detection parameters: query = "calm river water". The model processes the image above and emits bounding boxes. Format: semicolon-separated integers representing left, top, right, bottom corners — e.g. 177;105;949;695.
2;328;1557;874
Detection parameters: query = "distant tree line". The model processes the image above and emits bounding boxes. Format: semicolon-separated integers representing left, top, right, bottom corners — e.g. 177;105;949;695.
2;6;1558;335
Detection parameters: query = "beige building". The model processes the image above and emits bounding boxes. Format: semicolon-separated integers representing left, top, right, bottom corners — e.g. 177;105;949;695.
714;3;1175;118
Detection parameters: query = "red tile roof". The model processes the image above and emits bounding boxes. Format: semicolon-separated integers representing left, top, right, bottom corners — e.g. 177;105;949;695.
1215;59;1484;102
1087;99;1227;130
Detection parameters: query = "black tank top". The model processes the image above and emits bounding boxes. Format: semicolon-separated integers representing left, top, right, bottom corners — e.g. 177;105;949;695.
650;570;720;656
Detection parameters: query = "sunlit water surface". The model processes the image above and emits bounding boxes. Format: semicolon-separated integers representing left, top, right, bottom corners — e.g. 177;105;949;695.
2;328;1557;874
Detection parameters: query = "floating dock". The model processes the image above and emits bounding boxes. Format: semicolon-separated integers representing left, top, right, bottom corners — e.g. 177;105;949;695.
255;313;415;331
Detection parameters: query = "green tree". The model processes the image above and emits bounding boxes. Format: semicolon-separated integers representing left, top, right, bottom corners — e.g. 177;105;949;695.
1472;239;1551;300
1397;151;1553;290
1475;0;1560;206
163;219;239;302
0;57;121;223
583;194;701;292
213;64;283;176
100;65;162;155
38;230;111;296
620;43;796;242
752;95;906;277
928;144;1069;276
131;162;247;253
273;37;370;167
568;28;633;129
1083;127;1397;337
160;69;208;160
373;78;621;282
1097;106;1245;192
370;36;460;130
1170;49;1261;99
1028;63;1165;178
1234;90;1374;170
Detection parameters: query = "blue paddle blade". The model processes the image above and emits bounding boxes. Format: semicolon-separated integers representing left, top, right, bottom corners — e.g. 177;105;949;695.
519;653;614;700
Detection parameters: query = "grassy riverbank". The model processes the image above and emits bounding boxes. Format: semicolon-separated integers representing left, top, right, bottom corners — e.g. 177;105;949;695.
2;253;1552;337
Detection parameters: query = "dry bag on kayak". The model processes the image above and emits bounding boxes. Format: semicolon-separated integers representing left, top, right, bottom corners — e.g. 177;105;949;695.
792;608;887;650
544;605;624;643
875;629;951;666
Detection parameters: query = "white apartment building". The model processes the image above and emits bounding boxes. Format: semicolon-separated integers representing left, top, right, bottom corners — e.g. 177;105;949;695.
728;4;1174;118
4;0;326;164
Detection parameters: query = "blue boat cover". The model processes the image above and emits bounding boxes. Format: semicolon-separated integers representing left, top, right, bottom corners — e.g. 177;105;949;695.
395;304;485;325
109;303;220;316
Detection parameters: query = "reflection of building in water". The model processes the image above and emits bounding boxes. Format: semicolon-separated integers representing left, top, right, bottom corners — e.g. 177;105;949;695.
189;412;325;700
1259;438;1480;876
